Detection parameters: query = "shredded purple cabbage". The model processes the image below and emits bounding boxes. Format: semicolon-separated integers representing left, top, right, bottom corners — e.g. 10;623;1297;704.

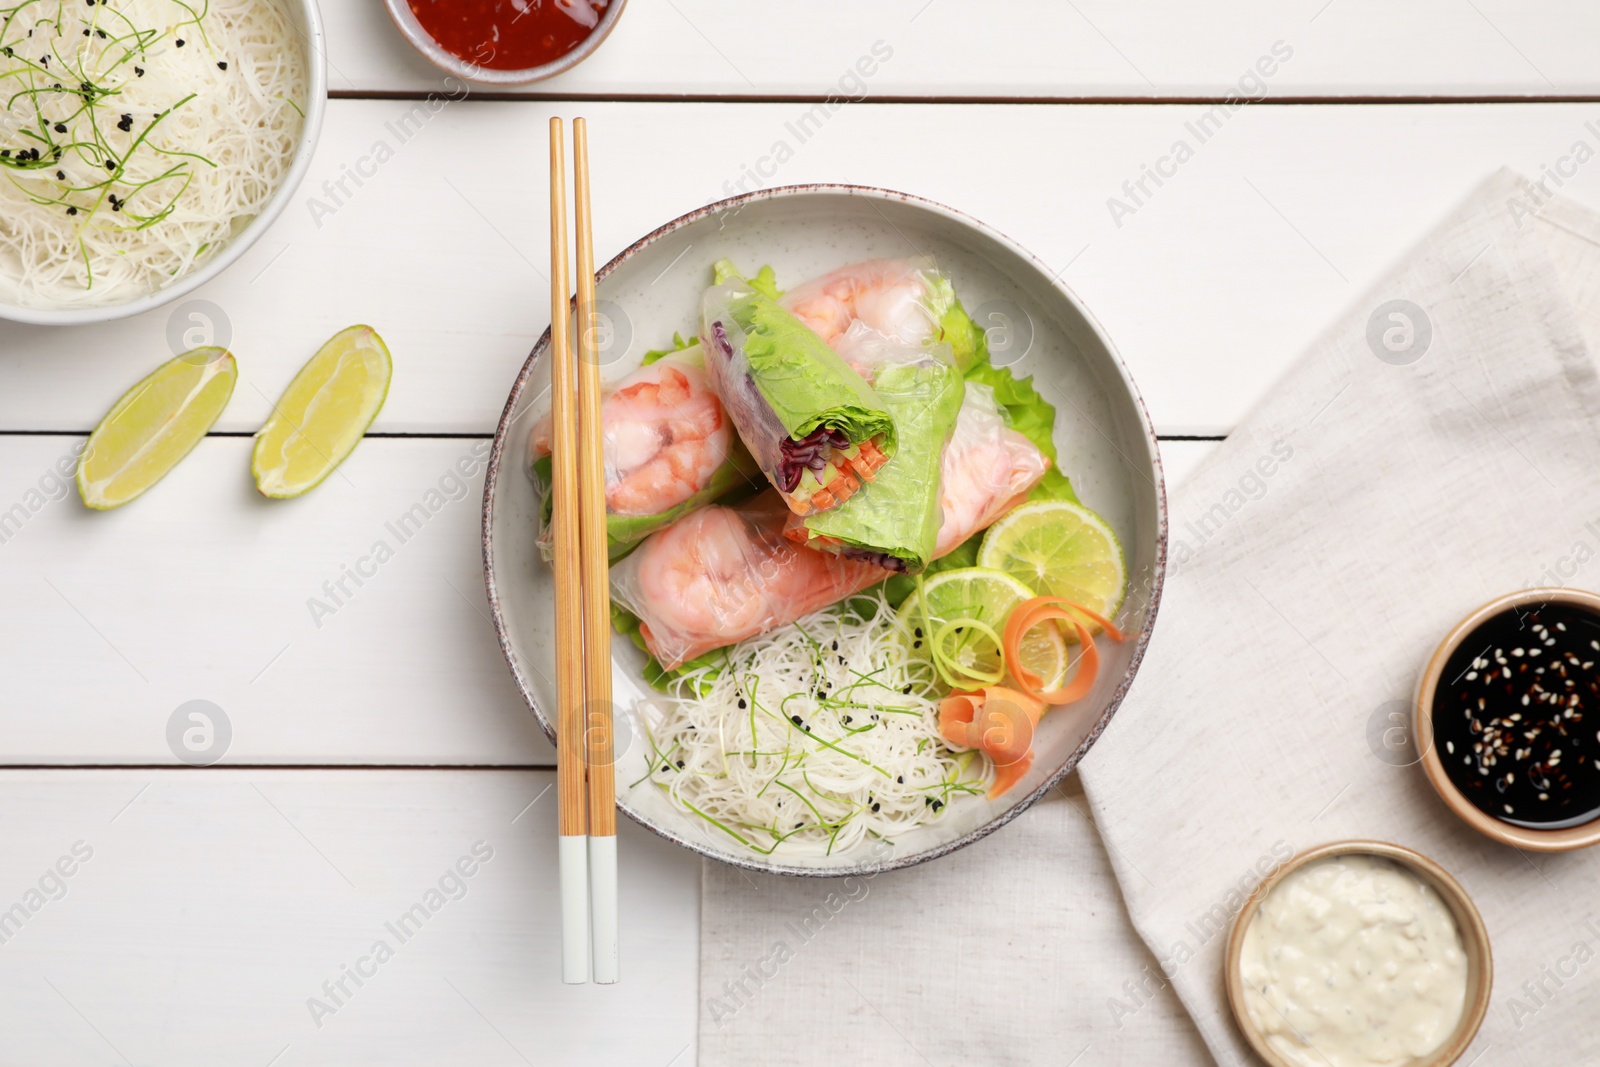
776;425;850;493
840;545;909;572
710;320;733;357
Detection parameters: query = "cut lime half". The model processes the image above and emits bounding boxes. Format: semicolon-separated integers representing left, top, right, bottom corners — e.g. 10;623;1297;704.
253;325;392;498
897;567;1067;692
77;347;237;510
977;500;1127;630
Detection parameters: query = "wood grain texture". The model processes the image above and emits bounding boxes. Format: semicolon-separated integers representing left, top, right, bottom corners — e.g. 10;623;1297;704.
572;119;618;838
547;118;588;839
0;769;697;1066
319;0;1600;99
3;101;1600;438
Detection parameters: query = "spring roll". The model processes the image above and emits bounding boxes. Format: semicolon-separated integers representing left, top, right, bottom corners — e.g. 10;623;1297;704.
781;256;981;370
933;381;1050;557
610;493;889;671
700;261;896;517
528;342;758;559
783;323;965;573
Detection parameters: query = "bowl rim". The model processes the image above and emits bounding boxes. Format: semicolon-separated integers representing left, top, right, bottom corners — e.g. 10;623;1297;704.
480;182;1168;877
379;0;628;86
1224;838;1493;1067
1414;586;1600;852
0;0;328;326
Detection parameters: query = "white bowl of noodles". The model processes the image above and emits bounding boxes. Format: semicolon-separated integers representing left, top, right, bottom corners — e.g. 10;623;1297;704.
483;186;1168;877
0;0;324;324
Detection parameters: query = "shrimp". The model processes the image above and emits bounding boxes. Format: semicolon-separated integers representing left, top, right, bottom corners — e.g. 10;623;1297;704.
529;355;731;517
933;383;1050;558
782;258;943;350
611;495;888;669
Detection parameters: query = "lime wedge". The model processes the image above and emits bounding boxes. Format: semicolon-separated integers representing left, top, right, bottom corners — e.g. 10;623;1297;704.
898;567;1067;692
977;500;1127;629
77;347;237;509
253;325;392;498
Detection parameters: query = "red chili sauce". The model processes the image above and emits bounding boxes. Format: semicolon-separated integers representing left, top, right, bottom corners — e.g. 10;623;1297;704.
407;0;610;71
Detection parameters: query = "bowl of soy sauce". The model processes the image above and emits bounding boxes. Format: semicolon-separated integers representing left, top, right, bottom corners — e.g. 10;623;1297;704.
1416;588;1600;851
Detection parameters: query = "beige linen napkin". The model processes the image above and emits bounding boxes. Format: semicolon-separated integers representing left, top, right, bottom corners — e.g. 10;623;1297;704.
1079;168;1600;1066
699;775;1210;1065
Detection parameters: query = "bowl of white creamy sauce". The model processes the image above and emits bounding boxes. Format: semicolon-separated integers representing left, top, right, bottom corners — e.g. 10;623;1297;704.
1225;841;1492;1067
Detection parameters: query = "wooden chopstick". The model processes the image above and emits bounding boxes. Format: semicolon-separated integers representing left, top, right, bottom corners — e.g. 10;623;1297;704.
548;116;591;987
571;116;620;985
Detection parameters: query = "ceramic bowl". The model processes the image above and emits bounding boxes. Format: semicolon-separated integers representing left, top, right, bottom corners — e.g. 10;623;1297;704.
382;0;627;86
1415;587;1600;852
482;184;1166;875
0;0;327;326
1225;839;1492;1067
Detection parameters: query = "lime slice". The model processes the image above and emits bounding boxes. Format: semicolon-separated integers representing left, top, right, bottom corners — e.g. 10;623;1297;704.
898;567;1067;692
977;500;1127;628
77;347;237;509
253;325;392;498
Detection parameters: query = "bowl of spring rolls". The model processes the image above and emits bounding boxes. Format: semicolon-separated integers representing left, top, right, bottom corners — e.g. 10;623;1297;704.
483;185;1167;875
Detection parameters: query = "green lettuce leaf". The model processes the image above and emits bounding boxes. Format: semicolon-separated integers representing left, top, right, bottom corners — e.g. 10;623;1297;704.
798;355;963;573
712;262;896;456
641;331;696;367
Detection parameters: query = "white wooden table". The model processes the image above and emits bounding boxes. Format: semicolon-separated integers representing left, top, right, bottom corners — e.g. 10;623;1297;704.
2;3;1598;1063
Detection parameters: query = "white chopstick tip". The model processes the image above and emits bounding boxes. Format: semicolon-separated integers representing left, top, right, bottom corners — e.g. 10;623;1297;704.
559;834;591;984
589;835;619;984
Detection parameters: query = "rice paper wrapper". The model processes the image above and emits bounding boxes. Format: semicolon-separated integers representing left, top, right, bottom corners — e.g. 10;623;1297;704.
527;344;758;559
933;380;1052;558
700;271;896;515
790;324;964;573
609;493;888;671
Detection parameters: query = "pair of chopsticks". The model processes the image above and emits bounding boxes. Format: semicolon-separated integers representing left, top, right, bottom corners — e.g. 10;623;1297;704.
549;116;619;986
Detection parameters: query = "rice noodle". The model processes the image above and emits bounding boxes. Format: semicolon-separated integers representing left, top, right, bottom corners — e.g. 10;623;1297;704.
0;0;306;308
641;587;991;858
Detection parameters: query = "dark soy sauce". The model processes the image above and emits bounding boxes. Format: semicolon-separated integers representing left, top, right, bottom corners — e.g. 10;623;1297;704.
1433;601;1600;829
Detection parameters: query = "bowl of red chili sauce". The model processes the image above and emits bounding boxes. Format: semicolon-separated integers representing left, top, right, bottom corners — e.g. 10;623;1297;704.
384;0;626;84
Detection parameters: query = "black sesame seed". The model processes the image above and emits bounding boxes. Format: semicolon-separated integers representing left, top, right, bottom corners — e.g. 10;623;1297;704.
932;800;944;811
175;37;184;46
53;122;66;133
912;640;922;649
896;775;904;784
55;170;64;180
831;640;838;651
65;206;76;215
82;28;89;36
661;763;670;772
95;28;105;38
790;715;802;726
736;697;746;709
105;159;115;171
675;759;684;769
914;627;923;638
134;66;144;76
217;60;227;70
902;684;912;694
871;802;881;813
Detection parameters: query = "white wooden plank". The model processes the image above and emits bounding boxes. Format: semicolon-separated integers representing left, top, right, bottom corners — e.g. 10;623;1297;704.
1158;438;1219;489
321;0;1600;98
4;101;1600;438
0;769;698;1066
0;435;552;765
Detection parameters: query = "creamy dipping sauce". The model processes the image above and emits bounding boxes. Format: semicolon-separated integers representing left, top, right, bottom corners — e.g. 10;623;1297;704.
1239;854;1468;1067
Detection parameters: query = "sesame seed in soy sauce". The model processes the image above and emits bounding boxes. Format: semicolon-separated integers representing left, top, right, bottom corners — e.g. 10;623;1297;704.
1432;601;1600;829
